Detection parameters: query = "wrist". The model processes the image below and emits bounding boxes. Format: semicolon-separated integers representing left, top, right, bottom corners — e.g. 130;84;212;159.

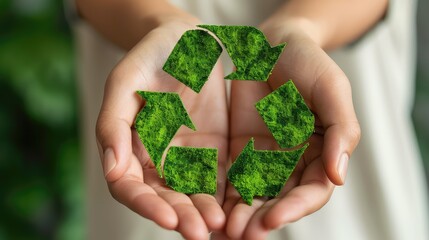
141;14;201;47
148;11;200;30
260;17;326;49
77;0;200;51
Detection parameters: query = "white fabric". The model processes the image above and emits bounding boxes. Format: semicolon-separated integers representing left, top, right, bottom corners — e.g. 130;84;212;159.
74;0;429;239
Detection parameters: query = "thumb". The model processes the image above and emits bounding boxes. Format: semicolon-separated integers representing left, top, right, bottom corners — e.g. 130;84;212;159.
322;122;360;185
311;66;361;185
95;66;143;182
96;111;134;182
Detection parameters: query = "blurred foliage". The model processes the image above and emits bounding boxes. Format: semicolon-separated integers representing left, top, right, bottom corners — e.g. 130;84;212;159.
0;0;427;239
0;0;83;239
414;69;429;182
413;0;429;183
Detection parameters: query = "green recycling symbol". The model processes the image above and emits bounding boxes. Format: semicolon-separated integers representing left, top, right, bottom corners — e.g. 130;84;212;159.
135;25;315;205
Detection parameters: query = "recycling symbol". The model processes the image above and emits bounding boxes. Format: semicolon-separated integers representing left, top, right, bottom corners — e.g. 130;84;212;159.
135;25;315;205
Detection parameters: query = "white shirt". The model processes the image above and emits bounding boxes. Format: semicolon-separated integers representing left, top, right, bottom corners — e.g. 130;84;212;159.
72;0;429;239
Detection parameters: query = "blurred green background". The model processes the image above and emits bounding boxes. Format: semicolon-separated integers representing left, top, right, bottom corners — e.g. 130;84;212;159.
0;0;428;239
414;0;429;185
0;0;82;239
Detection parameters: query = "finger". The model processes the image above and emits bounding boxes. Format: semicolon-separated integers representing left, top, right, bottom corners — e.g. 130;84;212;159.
221;183;242;219
157;189;209;240
96;111;135;182
219;184;243;240
322;121;360;185
280;133;324;194
95;61;148;182
210;232;230;240
190;194;226;232
304;59;360;185
226;199;265;240
108;155;178;229
263;159;334;229
174;204;209;240
109;183;178;230
312;72;360;184
242;201;277;240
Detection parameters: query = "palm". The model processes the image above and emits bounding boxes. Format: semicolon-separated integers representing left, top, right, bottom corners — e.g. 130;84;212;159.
129;63;228;234
220;32;359;239
97;23;228;240
148;62;229;204
219;81;330;240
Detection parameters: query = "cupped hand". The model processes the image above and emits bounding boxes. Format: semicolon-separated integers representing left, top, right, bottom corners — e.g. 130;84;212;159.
95;22;228;240
218;25;361;240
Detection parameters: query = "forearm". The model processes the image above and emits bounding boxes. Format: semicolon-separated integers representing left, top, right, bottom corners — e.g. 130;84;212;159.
261;0;388;50
76;0;198;50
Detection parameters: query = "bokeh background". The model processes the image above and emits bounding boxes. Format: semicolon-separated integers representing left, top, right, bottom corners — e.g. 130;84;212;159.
0;0;428;239
0;0;81;239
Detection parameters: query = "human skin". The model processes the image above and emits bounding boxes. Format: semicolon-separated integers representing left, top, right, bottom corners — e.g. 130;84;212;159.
93;22;229;240
77;0;386;239
220;22;363;240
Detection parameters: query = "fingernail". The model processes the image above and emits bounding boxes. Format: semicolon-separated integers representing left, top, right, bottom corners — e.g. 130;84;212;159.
104;148;116;177
337;153;349;184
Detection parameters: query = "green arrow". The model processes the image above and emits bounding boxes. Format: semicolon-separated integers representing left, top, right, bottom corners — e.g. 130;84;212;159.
198;25;286;81
164;146;218;195
256;80;315;149
228;138;308;205
135;91;196;176
163;29;222;93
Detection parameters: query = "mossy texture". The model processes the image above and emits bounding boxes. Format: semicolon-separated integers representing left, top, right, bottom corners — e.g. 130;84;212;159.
135;91;195;177
164;147;217;194
256;81;314;148
228;138;308;205
162;30;222;93
198;25;285;81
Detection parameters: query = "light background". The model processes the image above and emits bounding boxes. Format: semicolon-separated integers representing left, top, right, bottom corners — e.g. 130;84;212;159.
0;0;428;239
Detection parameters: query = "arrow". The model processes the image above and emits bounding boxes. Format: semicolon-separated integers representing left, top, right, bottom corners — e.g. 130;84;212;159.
227;138;308;205
255;80;315;149
135;91;196;177
198;25;286;81
164;146;218;195
162;29;223;93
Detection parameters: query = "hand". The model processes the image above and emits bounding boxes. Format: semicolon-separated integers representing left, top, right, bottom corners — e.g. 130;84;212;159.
95;22;228;240
219;25;361;240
